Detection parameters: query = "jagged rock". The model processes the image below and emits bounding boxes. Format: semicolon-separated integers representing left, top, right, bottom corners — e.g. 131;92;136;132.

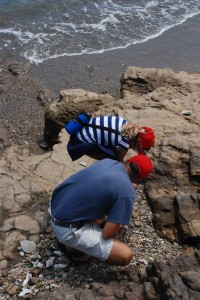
124;283;144;300
37;89;55;107
120;67;200;242
190;148;200;178
145;250;200;299
41;89;115;146
143;282;157;300
46;256;55;268
7;62;26;75
180;271;200;292
175;194;200;241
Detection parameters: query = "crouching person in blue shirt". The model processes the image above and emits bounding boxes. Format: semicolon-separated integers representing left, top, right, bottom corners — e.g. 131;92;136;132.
49;155;153;266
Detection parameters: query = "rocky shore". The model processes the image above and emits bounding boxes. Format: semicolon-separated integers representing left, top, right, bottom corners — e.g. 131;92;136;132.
0;62;200;299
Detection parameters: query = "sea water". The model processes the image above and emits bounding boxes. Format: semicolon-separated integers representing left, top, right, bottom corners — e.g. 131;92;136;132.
0;0;200;64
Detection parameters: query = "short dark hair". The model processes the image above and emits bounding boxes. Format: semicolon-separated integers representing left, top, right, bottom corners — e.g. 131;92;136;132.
129;162;143;183
129;162;139;176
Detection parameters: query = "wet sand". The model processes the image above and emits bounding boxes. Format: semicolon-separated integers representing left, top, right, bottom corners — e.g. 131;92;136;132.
31;13;200;99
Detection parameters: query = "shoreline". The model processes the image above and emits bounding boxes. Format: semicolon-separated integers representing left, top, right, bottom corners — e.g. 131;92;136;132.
31;13;200;98
1;12;200;154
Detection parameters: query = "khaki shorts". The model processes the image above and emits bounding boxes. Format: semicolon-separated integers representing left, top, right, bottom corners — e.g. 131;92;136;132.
51;221;113;261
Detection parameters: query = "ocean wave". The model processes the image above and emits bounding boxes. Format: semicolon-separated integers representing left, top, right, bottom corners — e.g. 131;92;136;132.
21;11;200;65
0;0;200;64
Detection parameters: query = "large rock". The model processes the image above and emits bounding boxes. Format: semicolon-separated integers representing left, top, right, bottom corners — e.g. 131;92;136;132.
0;134;96;261
175;194;200;241
41;250;200;299
144;250;200;299
120;67;200;242
41;89;115;145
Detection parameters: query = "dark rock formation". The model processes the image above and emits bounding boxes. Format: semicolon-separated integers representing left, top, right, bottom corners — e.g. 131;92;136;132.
34;250;200;299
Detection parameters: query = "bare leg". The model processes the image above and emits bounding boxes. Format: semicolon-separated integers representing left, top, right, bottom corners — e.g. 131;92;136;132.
106;239;133;266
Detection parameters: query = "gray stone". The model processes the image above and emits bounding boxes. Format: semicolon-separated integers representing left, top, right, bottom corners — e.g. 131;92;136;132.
46;257;55;268
0;259;8;270
53;263;68;269
180;271;200;292
20;240;36;253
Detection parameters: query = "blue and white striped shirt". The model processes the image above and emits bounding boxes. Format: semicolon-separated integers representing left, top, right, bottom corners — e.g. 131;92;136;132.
77;116;129;150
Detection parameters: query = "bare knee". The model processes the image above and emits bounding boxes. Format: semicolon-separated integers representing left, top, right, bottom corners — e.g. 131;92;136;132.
120;248;133;266
125;248;133;264
106;240;133;266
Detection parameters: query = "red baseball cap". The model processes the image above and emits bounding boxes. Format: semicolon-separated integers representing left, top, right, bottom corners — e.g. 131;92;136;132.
127;154;153;179
138;127;155;150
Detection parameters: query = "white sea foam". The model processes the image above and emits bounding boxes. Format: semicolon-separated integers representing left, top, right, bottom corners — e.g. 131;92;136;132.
22;10;200;65
145;0;159;9
0;0;200;64
0;28;53;43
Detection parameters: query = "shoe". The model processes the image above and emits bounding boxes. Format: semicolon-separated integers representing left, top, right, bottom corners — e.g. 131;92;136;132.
57;242;91;266
39;140;50;150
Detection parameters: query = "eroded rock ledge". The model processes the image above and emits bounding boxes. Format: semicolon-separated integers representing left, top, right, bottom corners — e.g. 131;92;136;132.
0;66;200;299
120;67;200;243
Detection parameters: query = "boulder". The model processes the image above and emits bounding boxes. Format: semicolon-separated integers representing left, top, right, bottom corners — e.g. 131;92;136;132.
41;89;115;146
121;67;200;242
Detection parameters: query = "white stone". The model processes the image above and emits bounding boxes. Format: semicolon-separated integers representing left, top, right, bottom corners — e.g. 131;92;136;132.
22;273;32;286
139;258;148;265
53;263;68;269
20;240;36;253
181;109;192;116
53;250;63;256
35;262;44;268
33;260;44;268
80;161;87;167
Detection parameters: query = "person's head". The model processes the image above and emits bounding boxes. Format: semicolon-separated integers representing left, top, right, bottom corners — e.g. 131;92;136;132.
137;127;155;152
121;124;155;152
125;154;153;183
120;123;139;141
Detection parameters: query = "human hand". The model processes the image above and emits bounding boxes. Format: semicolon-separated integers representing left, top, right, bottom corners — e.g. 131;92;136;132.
118;224;125;233
132;183;138;190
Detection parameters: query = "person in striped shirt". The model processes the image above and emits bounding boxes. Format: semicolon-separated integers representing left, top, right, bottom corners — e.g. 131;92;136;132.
67;115;155;162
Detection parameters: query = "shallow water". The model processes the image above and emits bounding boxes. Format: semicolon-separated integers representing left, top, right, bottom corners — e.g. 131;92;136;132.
0;0;200;64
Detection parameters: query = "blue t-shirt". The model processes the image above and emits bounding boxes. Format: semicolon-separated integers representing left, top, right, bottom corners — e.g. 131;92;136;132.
51;159;135;225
